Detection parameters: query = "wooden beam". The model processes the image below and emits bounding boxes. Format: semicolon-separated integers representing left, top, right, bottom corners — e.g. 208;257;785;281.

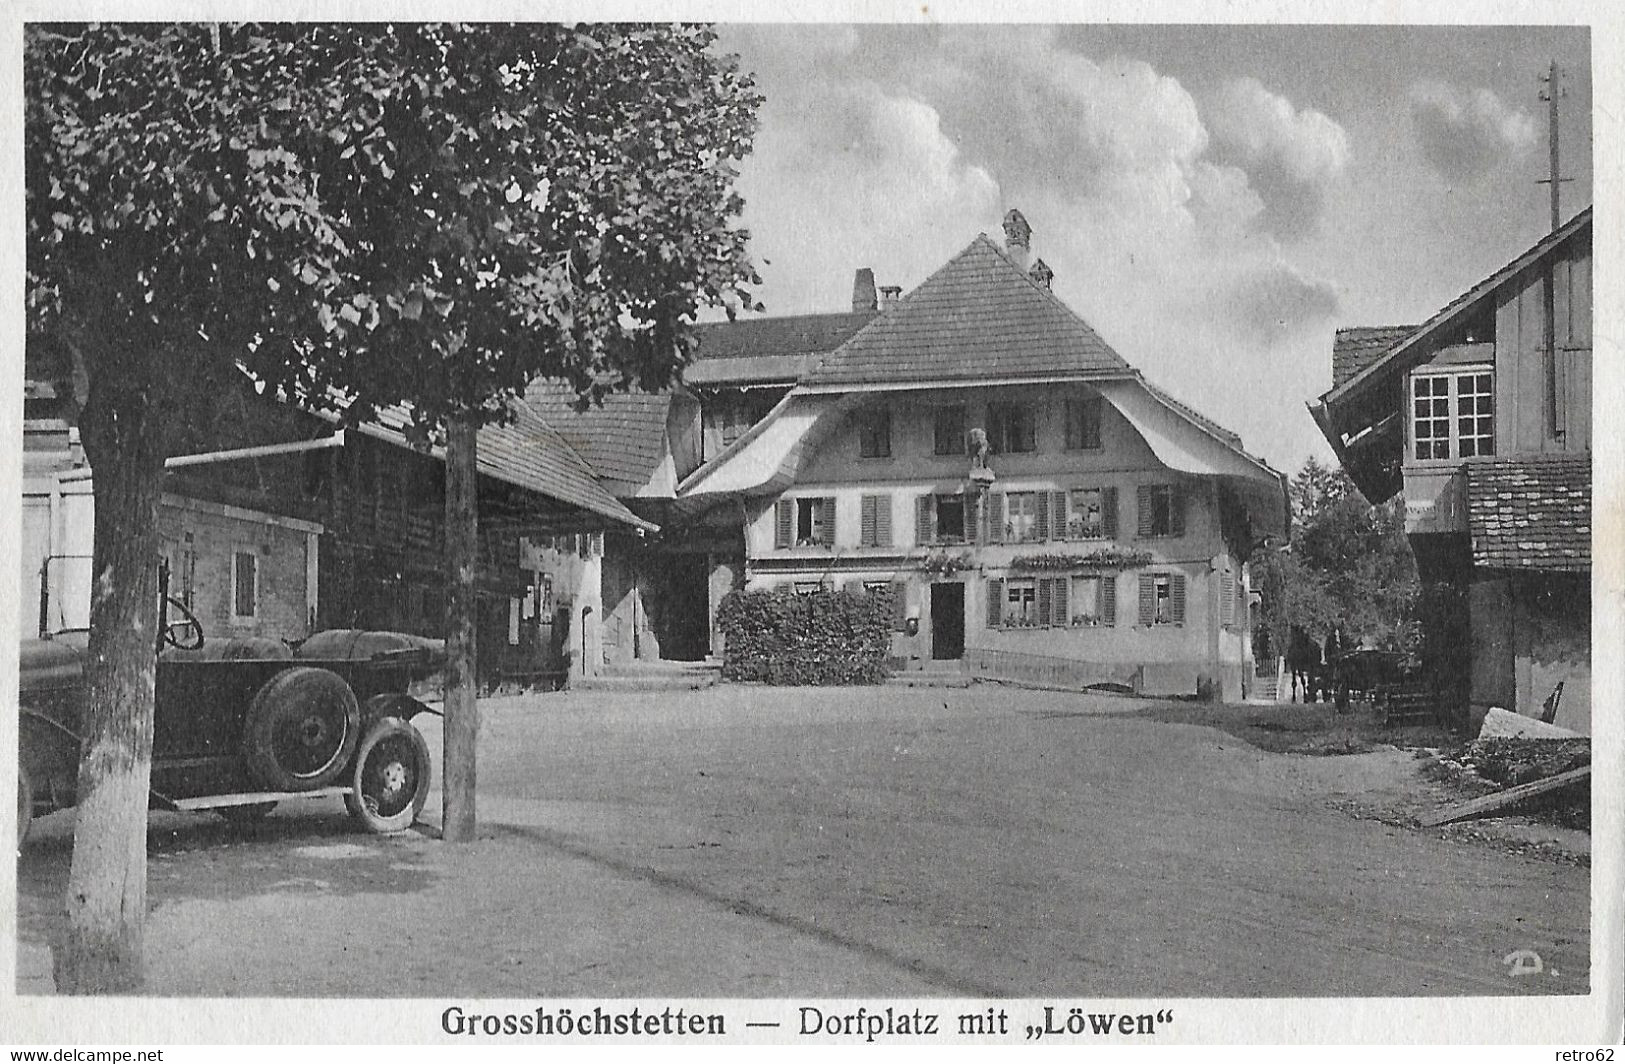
1419;765;1590;828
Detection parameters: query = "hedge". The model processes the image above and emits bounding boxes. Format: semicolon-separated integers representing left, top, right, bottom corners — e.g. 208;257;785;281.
716;585;896;685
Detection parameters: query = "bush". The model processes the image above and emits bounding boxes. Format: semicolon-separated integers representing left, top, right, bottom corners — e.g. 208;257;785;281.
717;585;896;685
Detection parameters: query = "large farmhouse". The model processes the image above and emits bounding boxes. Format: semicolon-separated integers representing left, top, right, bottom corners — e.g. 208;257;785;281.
671;210;1288;699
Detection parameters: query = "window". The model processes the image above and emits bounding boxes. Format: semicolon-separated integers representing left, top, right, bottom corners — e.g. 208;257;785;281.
774;497;836;548
793;580;826;596
797;498;826;545
1065;397;1103;450
987;403;1036;454
860;494;893;548
1070;573;1115;627
232;550;258;620
1004;578;1039;628
934;494;965;543
1004;492;1040;543
1412;369;1495;461
1137;484;1183;538
934;405;966;456
857;406;892;459
986;576;1070;629
1066;487;1117;539
1137;572;1187;627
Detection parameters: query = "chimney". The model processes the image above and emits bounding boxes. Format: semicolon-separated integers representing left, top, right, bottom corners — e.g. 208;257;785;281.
879;285;902;309
1028;258;1053;290
1002;208;1032;270
851;268;877;313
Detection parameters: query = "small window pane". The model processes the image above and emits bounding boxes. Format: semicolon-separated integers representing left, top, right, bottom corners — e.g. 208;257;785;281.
1069;489;1103;538
1071;575;1102;626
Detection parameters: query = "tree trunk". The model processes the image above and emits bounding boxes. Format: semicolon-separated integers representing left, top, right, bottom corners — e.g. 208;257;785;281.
442;415;479;842
53;373;168;994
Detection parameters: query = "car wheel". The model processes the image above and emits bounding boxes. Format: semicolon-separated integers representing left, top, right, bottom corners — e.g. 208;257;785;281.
216;801;277;825
344;717;431;834
243;667;360;792
17;761;33;853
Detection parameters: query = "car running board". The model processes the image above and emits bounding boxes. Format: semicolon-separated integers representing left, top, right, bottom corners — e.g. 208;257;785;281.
166;786;351;812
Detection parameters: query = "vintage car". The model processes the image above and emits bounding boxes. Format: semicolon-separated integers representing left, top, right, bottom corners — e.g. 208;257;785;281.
18;596;444;847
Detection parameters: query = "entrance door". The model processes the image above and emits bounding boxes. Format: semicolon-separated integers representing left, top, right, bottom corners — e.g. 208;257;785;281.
930;582;965;660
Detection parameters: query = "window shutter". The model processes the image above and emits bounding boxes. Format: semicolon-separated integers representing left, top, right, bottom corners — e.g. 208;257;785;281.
1036;578;1052;628
775;499;793;549
1171;573;1187;624
916;494;934;546
986;578;1004;629
1171;488;1186;537
820;497;837;546
1102;574;1117;626
988;493;1005;543
1051;576;1069;627
1050;491;1068;540
1035;492;1050;541
861;495;878;547
1138;572;1155;627
962;492;978;543
1136;485;1154;538
1103;487;1119;539
876;494;893;548
1221;570;1235;627
891;579;908;632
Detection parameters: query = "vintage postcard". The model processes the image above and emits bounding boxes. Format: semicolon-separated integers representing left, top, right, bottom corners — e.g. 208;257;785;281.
3;0;1619;1048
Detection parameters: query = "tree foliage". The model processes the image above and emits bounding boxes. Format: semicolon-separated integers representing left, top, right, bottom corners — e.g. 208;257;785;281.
1253;457;1418;655
28;22;762;437
25;21;762;991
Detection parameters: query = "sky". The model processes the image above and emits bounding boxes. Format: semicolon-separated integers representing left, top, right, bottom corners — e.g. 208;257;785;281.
711;23;1593;475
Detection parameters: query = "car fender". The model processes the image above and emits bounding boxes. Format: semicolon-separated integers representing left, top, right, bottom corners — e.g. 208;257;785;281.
360;692;432;729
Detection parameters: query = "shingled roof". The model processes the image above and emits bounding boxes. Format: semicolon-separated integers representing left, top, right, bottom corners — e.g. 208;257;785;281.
362;397;656;532
1332;326;1415;390
521;380;675;496
690;311;876;361
801;235;1131;387
1466;453;1590;572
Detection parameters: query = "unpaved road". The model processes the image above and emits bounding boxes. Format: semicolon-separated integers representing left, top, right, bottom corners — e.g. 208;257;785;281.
16;685;1588;996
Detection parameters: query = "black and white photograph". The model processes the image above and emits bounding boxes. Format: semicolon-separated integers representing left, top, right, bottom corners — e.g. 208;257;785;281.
4;2;1620;1047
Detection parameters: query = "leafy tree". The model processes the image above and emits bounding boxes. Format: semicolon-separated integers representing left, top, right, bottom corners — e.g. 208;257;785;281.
26;22;759;992
1253;457;1417;658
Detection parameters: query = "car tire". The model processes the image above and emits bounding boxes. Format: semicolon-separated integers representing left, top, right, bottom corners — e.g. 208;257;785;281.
344;717;431;835
243;667;360;792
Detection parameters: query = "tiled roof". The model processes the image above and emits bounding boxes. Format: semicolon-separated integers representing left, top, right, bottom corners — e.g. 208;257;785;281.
801;235;1132;387
362;398;656;532
690;311;876;361
1323;207;1592;404
1466;453;1590;572
1332;326;1415;390
521;380;674;494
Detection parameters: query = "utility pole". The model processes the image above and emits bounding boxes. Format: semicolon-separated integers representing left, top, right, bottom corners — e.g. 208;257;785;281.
1537;60;1571;231
1537;60;1571;437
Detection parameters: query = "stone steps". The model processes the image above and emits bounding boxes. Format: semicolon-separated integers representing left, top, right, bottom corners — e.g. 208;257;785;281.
574;659;721;692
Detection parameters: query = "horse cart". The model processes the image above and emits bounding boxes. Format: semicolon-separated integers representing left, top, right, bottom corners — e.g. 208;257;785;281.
18;595;444;847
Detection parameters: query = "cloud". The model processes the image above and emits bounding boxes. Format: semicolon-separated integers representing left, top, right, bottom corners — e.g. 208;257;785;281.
1226;263;1342;342
1408;81;1538;182
715;25;1347;468
732;79;1001;313
1202;77;1350;240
